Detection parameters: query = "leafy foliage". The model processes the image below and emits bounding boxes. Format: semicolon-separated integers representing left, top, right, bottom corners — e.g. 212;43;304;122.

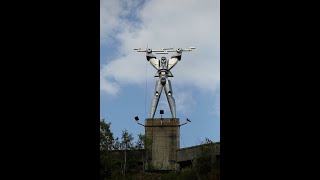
120;129;134;150
195;138;220;179
100;119;114;150
135;134;145;149
100;118;219;180
100;119;118;179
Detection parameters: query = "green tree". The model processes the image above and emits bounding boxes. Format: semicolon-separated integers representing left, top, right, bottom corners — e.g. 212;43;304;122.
135;134;151;172
120;129;134;150
100;119;114;150
195;138;220;179
135;134;145;149
120;129;134;177
113;137;121;150
100;119;116;180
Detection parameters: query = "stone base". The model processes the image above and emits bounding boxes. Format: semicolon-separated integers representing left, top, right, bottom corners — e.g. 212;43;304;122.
145;118;180;171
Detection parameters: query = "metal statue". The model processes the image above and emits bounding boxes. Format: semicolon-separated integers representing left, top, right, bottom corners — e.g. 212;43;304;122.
134;47;195;118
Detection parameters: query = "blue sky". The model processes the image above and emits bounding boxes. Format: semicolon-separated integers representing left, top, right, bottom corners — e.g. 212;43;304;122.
100;0;220;148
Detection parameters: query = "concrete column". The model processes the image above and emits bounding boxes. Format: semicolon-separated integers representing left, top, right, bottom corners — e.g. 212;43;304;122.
145;118;180;171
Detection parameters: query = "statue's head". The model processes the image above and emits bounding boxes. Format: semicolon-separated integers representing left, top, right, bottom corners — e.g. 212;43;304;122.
161;57;166;64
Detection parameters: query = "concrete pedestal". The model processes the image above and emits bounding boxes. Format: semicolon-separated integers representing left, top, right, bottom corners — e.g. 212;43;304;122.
145;118;180;171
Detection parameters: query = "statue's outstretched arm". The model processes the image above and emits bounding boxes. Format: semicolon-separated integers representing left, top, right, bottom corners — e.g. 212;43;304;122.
168;52;181;70
146;52;159;70
171;51;182;61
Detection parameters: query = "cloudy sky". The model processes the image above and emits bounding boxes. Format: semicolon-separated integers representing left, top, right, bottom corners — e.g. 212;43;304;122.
100;0;220;147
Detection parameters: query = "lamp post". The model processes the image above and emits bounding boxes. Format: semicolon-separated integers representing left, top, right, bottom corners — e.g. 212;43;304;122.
160;110;164;125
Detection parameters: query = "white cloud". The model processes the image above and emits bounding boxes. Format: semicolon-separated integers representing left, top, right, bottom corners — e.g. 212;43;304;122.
175;91;197;115
100;67;120;95
100;0;122;43
100;0;220;96
100;0;144;44
209;87;220;116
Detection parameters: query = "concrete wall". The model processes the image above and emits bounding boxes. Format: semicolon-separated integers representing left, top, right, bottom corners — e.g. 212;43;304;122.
177;142;220;162
145;118;180;170
109;142;220;171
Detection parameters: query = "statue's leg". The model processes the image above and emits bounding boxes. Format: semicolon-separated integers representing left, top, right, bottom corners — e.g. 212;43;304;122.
151;79;164;118
164;79;176;118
